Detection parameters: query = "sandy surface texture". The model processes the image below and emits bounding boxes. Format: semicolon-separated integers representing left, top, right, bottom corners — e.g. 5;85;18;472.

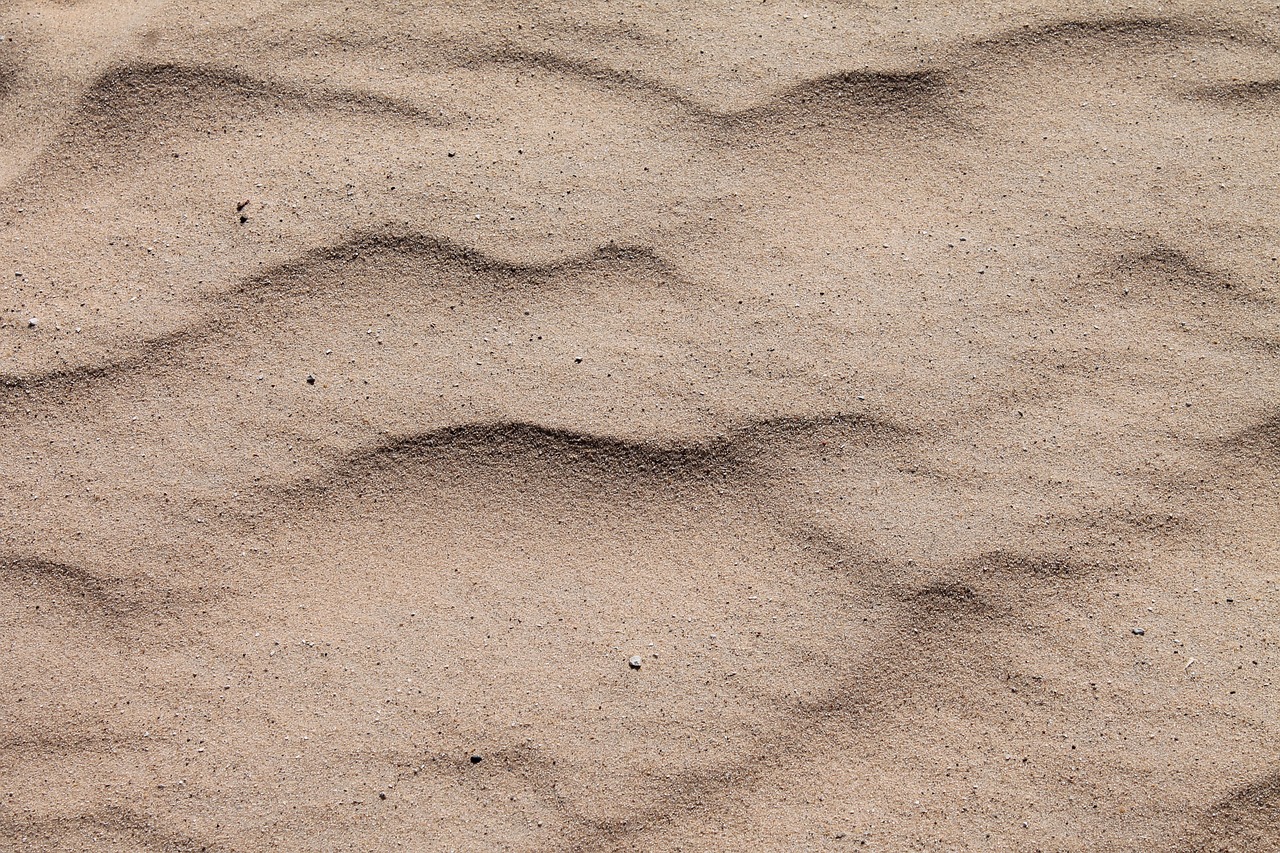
2;2;1279;851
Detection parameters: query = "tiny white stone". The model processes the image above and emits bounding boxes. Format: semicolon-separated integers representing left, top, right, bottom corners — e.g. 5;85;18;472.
628;655;643;670
27;317;37;328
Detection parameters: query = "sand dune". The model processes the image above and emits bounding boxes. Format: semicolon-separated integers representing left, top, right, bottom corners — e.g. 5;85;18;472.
3;2;1280;851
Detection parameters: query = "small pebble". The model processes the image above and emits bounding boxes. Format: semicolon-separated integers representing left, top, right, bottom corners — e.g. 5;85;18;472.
470;754;483;764
1132;628;1145;636
27;317;37;328
378;792;386;800
306;374;316;385
628;655;643;670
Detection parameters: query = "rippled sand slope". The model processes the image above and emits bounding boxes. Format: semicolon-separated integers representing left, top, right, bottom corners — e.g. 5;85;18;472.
2;2;1279;851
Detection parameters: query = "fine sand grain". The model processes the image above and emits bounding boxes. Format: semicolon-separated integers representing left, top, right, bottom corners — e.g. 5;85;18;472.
2;2;1279;851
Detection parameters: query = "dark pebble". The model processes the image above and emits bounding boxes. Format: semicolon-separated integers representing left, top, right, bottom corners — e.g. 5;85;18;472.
470;754;483;764
306;374;316;385
378;792;386;800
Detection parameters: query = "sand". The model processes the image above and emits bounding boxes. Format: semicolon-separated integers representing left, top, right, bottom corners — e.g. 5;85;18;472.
1;2;1279;850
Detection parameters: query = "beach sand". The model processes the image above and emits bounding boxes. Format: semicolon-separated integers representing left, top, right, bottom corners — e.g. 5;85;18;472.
2;2;1279;850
